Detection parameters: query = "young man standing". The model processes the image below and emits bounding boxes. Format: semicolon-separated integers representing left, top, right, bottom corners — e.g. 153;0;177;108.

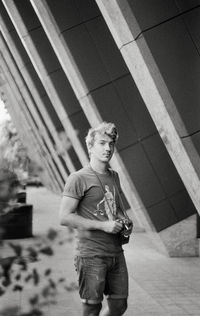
59;122;133;316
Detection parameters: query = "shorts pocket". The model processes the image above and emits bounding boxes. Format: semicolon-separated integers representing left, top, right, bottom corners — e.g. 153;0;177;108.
82;257;106;274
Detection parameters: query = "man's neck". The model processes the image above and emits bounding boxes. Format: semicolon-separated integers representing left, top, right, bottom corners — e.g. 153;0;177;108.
89;159;109;174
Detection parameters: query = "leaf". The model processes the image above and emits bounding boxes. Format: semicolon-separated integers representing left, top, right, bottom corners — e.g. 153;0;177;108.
44;268;51;276
0;257;15;274
15;273;21;281
29;294;39;306
26;247;38;261
58;278;65;283
48;278;56;290
2;277;11;287
8;243;22;257
64;282;79;292
46;228;58;241
32;269;40;286
16;257;27;271
13;284;23;292
39;247;53;256
0;286;5;296
24;273;33;283
41;285;50;298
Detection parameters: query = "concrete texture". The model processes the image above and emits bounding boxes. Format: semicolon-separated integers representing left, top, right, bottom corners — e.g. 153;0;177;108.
1;186;200;315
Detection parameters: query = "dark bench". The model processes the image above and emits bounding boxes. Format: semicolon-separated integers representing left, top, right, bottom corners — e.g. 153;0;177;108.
0;204;33;239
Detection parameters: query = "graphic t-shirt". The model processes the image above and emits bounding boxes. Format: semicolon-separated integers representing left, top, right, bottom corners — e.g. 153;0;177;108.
63;165;123;257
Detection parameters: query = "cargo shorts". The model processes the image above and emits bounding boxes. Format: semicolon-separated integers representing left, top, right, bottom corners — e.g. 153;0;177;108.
74;252;128;304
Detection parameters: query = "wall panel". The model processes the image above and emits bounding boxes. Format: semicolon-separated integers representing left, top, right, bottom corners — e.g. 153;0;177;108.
144;16;200;135
46;0;100;33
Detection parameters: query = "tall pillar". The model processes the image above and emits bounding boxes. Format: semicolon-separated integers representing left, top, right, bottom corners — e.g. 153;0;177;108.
0;78;57;192
2;0;89;168
29;0;153;231
1;85;60;193
4;101;55;191
0;15;76;174
0;35;69;185
0;57;62;193
95;0;199;256
95;0;200;214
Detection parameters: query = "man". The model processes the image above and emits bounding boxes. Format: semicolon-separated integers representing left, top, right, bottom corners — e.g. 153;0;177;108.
59;122;133;316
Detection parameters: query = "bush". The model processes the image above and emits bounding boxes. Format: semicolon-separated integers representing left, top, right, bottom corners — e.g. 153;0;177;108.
0;228;77;316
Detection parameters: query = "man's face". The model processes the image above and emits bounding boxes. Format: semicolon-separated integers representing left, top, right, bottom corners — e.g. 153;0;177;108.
90;133;115;163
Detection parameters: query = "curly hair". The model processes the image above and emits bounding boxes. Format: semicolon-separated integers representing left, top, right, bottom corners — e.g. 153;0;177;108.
85;122;118;155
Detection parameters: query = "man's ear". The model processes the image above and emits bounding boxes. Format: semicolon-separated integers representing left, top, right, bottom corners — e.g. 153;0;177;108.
87;147;91;157
88;143;93;153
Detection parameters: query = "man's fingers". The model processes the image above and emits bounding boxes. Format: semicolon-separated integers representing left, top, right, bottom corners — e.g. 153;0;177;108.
103;220;123;233
115;221;123;228
114;222;123;232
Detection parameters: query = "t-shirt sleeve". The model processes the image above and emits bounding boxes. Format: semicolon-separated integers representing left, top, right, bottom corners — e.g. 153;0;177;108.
63;173;85;200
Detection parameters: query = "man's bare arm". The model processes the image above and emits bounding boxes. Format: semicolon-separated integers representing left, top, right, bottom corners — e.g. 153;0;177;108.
59;196;123;234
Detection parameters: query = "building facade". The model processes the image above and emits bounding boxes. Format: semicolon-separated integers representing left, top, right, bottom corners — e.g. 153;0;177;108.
0;0;199;257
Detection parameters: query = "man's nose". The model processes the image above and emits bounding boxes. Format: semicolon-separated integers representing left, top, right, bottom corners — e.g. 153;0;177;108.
105;143;111;151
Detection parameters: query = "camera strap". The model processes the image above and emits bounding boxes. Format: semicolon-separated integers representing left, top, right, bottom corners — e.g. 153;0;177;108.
111;171;129;220
89;165;129;220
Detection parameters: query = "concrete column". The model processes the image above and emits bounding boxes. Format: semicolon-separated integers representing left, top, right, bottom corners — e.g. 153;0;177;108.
95;0;200;214
3;101;55;192
0;79;56;192
1;86;59;193
0;15;76;174
29;0;154;231
2;0;88;168
0;35;68;186
1;88;35;159
3;89;58;192
95;0;199;256
0;56;62;193
0;57;64;192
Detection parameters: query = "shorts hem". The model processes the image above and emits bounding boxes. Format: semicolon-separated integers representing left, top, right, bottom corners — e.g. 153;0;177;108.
106;294;128;300
81;298;103;305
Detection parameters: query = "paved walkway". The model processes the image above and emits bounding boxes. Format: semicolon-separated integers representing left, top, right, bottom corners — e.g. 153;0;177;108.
1;187;200;315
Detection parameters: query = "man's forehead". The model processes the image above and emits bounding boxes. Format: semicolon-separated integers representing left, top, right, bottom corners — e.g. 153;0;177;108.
94;133;113;142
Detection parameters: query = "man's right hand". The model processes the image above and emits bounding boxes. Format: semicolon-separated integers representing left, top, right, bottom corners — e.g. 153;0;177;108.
102;220;123;234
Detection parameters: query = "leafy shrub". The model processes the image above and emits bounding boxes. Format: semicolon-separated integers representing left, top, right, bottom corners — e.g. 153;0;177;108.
0;228;77;316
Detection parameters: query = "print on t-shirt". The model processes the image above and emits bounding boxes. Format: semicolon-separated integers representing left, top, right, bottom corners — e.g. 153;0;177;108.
94;185;116;220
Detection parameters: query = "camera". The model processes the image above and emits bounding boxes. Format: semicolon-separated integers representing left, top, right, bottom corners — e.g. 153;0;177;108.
117;218;133;239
